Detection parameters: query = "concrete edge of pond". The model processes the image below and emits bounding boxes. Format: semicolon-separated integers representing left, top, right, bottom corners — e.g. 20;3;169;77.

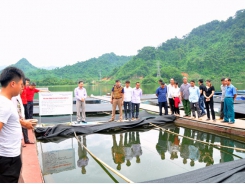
21;129;44;183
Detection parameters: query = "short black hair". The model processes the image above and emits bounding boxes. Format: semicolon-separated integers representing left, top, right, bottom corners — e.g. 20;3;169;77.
161;82;165;85
198;79;203;83
159;79;163;82
221;78;225;81
78;80;83;84
175;82;178;85
136;82;140;84
23;79;26;86
115;80;120;83
227;78;231;82
25;78;30;82
0;67;25;87
125;80;130;84
190;80;195;83
30;82;36;86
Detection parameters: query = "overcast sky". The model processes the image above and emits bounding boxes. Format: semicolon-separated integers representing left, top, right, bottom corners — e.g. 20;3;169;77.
0;0;244;67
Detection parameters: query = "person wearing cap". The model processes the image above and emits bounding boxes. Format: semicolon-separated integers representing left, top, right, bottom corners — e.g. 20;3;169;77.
109;80;124;122
26;82;48;119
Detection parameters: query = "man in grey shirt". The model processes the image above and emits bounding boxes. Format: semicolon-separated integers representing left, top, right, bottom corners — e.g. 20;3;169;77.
180;77;191;117
220;78;227;120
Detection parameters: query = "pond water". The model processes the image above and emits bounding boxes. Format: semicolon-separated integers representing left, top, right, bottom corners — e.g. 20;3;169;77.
34;83;245;99
37;126;245;183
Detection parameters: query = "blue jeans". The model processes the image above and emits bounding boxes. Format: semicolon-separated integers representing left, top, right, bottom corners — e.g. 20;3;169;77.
27;101;34;119
159;101;168;115
132;103;140;118
124;101;132;119
199;95;205;115
224;97;235;123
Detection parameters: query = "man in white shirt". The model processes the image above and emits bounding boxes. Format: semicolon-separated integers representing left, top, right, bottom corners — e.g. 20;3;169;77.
131;82;143;120
0;67;33;183
74;81;87;123
123;81;133;121
167;78;175;115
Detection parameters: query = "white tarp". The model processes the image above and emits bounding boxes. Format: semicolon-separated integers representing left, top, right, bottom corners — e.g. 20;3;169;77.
39;92;73;116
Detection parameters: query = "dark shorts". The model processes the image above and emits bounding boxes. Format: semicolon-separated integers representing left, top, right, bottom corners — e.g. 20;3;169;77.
0;155;22;183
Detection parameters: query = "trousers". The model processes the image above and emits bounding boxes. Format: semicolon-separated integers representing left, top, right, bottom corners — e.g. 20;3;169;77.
199;95;206;114
22;104;29;143
76;100;86;121
111;98;123;120
159;102;168;116
0;155;22;183
205;98;215;120
182;99;191;116
168;98;175;114
190;102;201;118
132;103;140;118
224;97;235;123
27;101;33;119
220;101;224;119
123;101;132;119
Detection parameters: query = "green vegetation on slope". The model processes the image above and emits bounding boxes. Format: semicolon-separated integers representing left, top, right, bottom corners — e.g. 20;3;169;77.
111;9;245;83
10;53;132;85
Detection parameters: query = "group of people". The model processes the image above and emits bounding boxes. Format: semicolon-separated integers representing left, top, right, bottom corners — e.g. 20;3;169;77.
179;77;237;123
74;79;143;123
0;65;238;182
75;76;237;124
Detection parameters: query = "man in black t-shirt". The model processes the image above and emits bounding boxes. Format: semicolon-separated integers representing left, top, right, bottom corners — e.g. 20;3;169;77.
198;79;206;116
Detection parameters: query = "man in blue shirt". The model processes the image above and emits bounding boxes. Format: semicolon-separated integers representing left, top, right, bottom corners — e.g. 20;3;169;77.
189;80;202;120
223;78;237;124
156;82;168;116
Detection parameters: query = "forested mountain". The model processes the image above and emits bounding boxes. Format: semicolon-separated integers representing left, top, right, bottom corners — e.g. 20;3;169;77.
8;53;132;85
12;58;38;74
111;9;245;84
3;10;245;86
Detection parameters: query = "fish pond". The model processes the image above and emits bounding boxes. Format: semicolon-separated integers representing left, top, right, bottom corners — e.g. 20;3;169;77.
36;124;245;183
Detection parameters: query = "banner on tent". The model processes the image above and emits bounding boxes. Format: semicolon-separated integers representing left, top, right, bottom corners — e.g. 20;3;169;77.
39;92;73;116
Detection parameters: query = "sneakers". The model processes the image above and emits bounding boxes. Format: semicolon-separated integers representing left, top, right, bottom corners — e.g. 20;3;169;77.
131;118;135;121
82;121;87;123
221;121;228;123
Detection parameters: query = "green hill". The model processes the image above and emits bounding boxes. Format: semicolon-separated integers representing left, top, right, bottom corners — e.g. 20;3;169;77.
111;9;245;84
12;58;38;74
14;53;131;85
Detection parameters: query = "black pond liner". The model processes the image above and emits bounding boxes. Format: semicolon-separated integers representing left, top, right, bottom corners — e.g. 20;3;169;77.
144;157;245;183
35;114;176;143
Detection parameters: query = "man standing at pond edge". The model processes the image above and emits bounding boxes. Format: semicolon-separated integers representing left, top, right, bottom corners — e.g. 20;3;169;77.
223;78;237;124
180;77;191;117
109;80;124;122
75;81;87;123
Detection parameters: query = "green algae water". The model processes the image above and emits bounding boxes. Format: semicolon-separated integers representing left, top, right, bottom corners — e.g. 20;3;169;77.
37;127;245;183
